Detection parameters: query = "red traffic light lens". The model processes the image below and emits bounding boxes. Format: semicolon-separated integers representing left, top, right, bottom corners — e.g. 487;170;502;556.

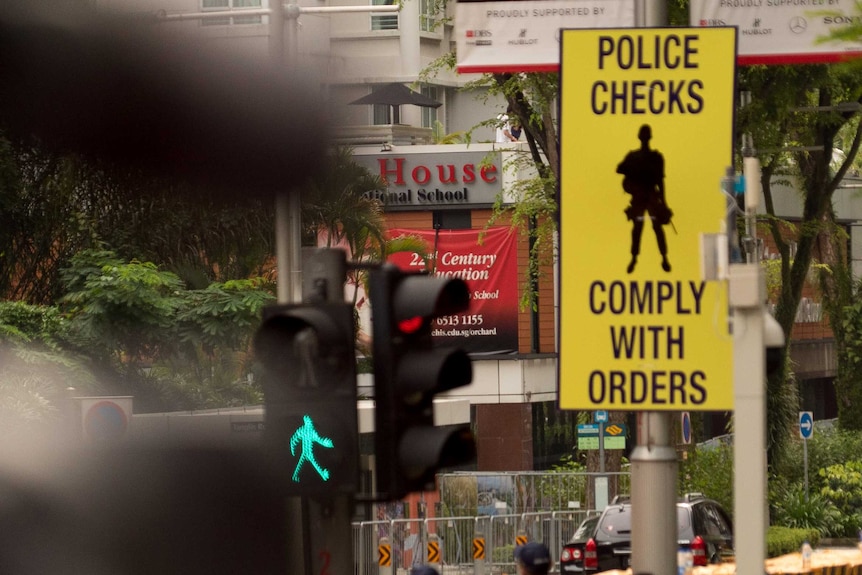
398;316;424;334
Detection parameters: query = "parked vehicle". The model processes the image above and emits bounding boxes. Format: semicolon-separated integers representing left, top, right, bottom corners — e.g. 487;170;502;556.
560;515;601;570
560;493;734;573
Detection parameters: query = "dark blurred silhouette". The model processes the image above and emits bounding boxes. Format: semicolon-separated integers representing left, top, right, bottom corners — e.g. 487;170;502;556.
616;124;673;274
0;1;330;572
0;0;328;202
0;443;292;574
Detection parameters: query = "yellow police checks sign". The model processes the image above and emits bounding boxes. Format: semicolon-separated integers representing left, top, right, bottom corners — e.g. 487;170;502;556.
559;27;736;411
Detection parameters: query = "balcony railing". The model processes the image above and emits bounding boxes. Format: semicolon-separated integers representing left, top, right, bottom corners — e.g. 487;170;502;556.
332;124;435;147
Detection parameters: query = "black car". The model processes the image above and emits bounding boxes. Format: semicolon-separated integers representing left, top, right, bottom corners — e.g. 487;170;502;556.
560;493;734;573
560;514;601;571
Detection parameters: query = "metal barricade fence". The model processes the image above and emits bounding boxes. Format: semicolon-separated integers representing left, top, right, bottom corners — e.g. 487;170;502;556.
354;510;602;575
354;520;391;575
351;518;427;575
353;471;630;574
439;471;631;516
388;517;427;573
423;516;485;574
486;513;524;572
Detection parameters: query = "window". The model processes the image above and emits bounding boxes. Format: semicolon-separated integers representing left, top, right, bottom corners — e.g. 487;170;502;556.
201;0;263;26
371;0;398;30
421;86;438;130
702;504;733;538
433;210;471;230
373;103;391;125
419;0;437;32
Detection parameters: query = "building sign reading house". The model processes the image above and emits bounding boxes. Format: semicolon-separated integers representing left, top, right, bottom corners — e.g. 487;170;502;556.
353;149;504;208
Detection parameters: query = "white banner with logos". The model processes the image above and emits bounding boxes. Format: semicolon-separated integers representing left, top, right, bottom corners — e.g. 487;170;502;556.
690;0;862;64
455;0;634;73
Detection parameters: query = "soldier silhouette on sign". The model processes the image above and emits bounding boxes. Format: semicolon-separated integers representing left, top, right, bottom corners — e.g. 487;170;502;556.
616;124;673;274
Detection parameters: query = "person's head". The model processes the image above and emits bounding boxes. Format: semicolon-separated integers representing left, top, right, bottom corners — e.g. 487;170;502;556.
638;124;652;144
514;542;552;575
410;566;439;575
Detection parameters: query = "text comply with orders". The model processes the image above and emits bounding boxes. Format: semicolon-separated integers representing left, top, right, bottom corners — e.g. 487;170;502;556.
587;280;708;405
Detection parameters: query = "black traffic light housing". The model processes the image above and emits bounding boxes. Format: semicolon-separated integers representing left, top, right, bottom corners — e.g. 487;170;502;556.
254;302;358;496
369;263;477;500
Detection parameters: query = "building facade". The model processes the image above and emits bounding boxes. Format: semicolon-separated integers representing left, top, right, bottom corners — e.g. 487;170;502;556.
101;0;859;471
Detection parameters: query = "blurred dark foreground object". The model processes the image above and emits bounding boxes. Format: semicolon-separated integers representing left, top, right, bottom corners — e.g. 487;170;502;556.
0;0;327;201
0;443;294;574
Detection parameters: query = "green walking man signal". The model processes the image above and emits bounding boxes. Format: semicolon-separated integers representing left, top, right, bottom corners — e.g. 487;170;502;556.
254;301;358;496
290;414;334;482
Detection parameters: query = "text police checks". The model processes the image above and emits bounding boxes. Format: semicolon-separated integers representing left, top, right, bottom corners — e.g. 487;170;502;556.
592;34;704;115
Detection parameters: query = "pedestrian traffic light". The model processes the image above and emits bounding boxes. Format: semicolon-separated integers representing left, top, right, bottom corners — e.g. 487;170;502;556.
254;302;358;496
369;264;477;500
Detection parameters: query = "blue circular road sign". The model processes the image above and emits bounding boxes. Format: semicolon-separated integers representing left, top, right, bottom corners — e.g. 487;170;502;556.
799;411;814;440
681;412;692;444
84;400;128;442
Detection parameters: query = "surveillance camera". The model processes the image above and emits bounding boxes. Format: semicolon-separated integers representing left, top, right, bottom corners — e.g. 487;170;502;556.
764;311;785;375
763;311;784;348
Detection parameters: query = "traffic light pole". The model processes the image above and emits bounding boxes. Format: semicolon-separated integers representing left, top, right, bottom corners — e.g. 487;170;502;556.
267;0;395;569
258;247;358;575
729;264;768;575
300;249;354;575
732;154;772;575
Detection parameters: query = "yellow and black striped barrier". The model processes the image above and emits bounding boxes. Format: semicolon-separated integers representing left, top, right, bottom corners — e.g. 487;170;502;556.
378;537;392;575
427;533;441;566
474;531;487;575
473;536;486;560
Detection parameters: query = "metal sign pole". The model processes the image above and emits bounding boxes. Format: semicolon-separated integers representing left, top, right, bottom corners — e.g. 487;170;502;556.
629;1;676;574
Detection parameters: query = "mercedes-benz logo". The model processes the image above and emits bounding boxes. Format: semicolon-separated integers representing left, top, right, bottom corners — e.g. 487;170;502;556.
789;16;807;34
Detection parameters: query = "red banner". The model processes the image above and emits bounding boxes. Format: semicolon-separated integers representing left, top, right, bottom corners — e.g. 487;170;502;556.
387;227;519;354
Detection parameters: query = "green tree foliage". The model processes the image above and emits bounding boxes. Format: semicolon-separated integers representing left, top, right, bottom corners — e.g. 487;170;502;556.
2;134;392;411
0;301;100;438
767;526;821;557
771;426;862;536
0;136;96;303
55;249;273;412
60;249;185;368
820;262;862;430
679;443;734;518
737;62;862;463
774;425;862;491
0;129;276;302
543;456;589;508
818;460;862;536
301;146;387;255
770;485;842;536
